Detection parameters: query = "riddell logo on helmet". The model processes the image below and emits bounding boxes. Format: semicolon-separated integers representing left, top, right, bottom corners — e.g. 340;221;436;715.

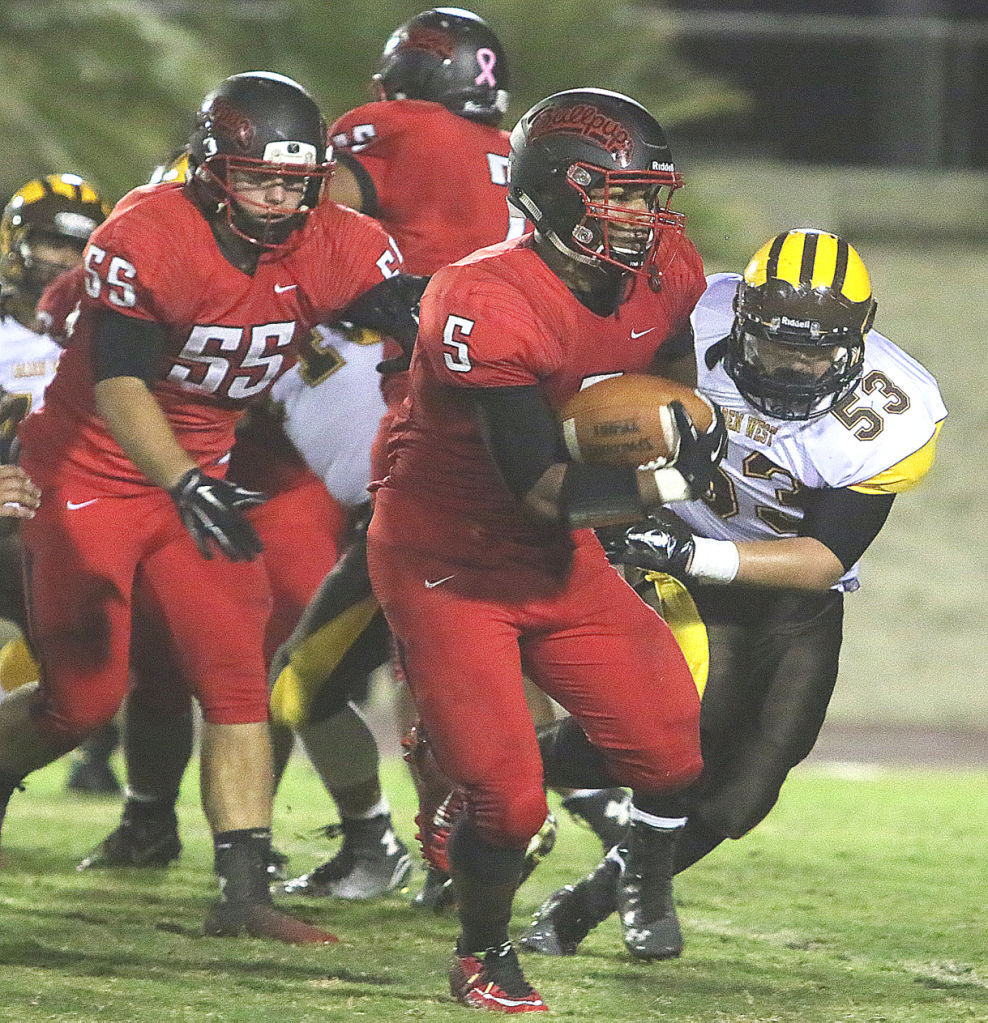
398;28;455;59
529;104;635;166
207;97;256;151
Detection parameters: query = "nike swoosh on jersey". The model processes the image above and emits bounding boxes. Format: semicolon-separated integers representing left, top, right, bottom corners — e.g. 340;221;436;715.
66;498;99;510
630;327;656;339
274;283;297;293
424;574;456;589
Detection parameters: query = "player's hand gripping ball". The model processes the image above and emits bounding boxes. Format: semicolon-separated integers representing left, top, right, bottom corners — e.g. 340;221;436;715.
559;373;714;469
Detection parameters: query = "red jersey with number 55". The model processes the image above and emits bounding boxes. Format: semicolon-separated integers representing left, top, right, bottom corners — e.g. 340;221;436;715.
20;181;400;492
374;233;706;569
329;99;520;276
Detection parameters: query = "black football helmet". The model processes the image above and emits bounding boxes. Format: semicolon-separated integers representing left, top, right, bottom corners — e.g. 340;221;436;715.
374;8;509;126
0;174;109;304
509;89;686;284
724;228;875;421
187;71;334;250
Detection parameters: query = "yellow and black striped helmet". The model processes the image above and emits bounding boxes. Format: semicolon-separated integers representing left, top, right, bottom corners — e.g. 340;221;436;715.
147;148;191;186
726;228;875;420
0;173;110;302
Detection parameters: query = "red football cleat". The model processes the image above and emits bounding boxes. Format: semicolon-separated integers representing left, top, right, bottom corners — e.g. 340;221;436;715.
204;899;338;945
449;941;548;1013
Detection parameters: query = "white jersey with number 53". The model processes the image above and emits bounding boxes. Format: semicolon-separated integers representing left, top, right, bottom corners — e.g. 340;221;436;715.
669;272;947;592
271;323;386;507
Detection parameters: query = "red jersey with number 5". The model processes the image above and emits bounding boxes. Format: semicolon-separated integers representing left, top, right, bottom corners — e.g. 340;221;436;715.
329;99;520;276
374;233;705;569
20;181;400;492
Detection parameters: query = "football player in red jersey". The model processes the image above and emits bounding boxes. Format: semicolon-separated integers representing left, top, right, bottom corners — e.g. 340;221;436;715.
0;71;410;945
261;7;539;900
366;88;727;1010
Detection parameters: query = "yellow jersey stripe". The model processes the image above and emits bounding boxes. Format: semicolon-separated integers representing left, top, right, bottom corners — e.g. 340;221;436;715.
849;420;943;494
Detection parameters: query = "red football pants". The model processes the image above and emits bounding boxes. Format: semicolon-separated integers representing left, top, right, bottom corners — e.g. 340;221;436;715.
367;531;702;849
128;476;348;717
22;478;271;750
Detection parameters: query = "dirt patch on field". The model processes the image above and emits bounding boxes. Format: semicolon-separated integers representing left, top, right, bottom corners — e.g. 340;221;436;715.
808;722;988;767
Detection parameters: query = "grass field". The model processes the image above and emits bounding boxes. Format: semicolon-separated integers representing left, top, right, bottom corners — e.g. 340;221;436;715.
1;755;985;1022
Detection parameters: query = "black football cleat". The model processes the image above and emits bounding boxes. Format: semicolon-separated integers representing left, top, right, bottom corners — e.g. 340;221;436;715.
449;940;548;1013
615;825;684;960
77;800;181;870
411;865;456;912
276;813;411;900
204;898;337;945
66;758;122;796
520;849;620;955
560;788;631;850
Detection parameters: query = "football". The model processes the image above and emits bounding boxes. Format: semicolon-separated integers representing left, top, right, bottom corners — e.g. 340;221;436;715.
559;373;713;468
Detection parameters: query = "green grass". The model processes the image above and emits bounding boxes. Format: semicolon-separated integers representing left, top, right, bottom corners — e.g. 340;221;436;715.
1;757;985;1022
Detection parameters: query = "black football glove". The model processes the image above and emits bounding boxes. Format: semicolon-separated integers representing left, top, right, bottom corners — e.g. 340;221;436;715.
617;510;697;579
169;468;267;562
669;398;728;500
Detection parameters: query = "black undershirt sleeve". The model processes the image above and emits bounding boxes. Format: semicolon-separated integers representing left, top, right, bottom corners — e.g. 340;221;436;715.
467;385;563;498
799;485;896;571
467;385;645;526
334;151;379;218
90;309;166;385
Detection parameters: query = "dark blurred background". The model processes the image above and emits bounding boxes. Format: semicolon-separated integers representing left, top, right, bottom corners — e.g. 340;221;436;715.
660;0;988;169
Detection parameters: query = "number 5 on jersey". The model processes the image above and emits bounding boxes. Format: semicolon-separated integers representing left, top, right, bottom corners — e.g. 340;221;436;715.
443;315;474;373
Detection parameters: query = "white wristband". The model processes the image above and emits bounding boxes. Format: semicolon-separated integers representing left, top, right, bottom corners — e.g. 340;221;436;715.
651;467;691;504
688;536;740;584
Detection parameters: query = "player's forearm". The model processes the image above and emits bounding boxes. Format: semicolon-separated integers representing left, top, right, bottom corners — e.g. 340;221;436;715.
524;462;662;528
93;376;197;490
732;536;844;590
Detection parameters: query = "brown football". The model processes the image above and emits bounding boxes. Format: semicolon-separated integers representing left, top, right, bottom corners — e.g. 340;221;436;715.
559;373;713;468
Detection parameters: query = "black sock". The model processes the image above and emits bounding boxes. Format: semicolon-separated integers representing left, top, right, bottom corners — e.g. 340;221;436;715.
213;828;273;904
124;793;178;821
448;817;526;953
673;816;725;873
631;790;690;822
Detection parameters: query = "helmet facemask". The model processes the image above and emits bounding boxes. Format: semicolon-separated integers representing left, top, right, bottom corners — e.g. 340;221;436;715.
196;144;333;252
188;73;334;253
0;175;108;310
727;307;866;421
15;230;88;300
564;162;685;281
723;229;876;420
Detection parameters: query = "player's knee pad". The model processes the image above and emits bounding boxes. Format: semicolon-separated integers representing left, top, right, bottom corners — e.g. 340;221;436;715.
470;780;549;849
197;678;269;725
604;729;703;794
30;690;123;754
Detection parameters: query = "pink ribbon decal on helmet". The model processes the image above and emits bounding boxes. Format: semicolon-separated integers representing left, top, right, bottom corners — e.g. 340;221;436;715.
475;48;497;88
